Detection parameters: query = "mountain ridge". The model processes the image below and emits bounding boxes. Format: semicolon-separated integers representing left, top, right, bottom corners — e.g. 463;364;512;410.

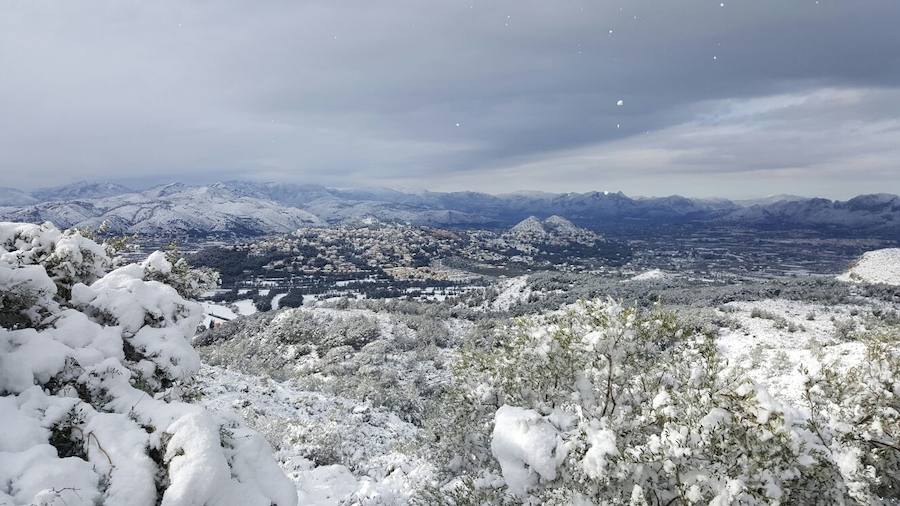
1;180;898;237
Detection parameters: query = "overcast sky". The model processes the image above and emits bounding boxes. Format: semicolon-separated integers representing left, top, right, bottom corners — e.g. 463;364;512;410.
2;0;899;198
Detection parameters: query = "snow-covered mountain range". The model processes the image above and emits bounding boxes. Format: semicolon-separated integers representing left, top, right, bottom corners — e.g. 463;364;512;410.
0;182;320;236
2;180;898;236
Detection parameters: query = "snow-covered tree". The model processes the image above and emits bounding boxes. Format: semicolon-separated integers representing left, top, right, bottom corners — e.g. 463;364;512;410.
430;299;894;504
0;222;295;506
804;334;900;502
145;241;220;300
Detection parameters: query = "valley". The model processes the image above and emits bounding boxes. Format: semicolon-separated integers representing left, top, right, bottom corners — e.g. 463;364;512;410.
3;192;899;505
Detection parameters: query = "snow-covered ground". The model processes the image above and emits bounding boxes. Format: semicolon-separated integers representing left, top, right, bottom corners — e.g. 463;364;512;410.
202;301;239;326
491;276;532;311
838;247;900;285
233;299;258;316
195;364;432;505
202;299;258;326
272;293;288;310
628;268;668;281
716;299;870;405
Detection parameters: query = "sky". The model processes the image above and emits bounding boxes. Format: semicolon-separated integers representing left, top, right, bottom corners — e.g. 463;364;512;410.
1;0;899;199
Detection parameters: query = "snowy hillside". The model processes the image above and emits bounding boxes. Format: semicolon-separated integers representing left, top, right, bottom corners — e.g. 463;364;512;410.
838;247;900;285
190;277;899;503
194;364;430;506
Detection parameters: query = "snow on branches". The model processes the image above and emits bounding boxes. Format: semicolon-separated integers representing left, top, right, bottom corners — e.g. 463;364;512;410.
0;222;295;506
436;299;899;504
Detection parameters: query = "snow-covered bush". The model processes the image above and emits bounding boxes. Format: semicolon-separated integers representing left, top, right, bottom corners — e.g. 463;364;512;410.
1;222;110;300
0;222;295;506
805;334;900;502
198;308;451;425
144;243;220;299
430;300;870;504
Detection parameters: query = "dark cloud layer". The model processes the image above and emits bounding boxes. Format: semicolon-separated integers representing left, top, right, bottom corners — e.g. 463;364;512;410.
1;0;899;197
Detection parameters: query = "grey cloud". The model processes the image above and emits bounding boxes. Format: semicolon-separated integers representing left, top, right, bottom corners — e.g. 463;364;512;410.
1;0;899;195
448;87;900;198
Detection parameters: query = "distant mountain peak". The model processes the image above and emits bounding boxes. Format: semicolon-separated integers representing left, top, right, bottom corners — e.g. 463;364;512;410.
510;216;547;235
543;215;577;231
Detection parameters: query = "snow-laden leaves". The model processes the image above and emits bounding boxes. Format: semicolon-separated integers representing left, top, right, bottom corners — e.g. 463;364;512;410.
0;222;295;506
805;334;900;502
434;300;895;504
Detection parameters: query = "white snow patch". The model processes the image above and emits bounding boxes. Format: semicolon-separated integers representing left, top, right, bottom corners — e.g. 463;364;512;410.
233;299;258;316
581;424;618;481
297;465;359;506
202;302;239;326
491;405;566;496
716;299;869;404
491;276;532;311
628;269;667;281
837;248;900;285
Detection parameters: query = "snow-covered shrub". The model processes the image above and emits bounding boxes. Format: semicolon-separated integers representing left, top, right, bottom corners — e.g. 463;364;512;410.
432;300;853;504
197;308;452;425
143;243;220;299
398;315;453;348
0;222;295;506
833;318;859;341
265;309;380;351
1;222;110;300
805;334;900;502
0;264;57;329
